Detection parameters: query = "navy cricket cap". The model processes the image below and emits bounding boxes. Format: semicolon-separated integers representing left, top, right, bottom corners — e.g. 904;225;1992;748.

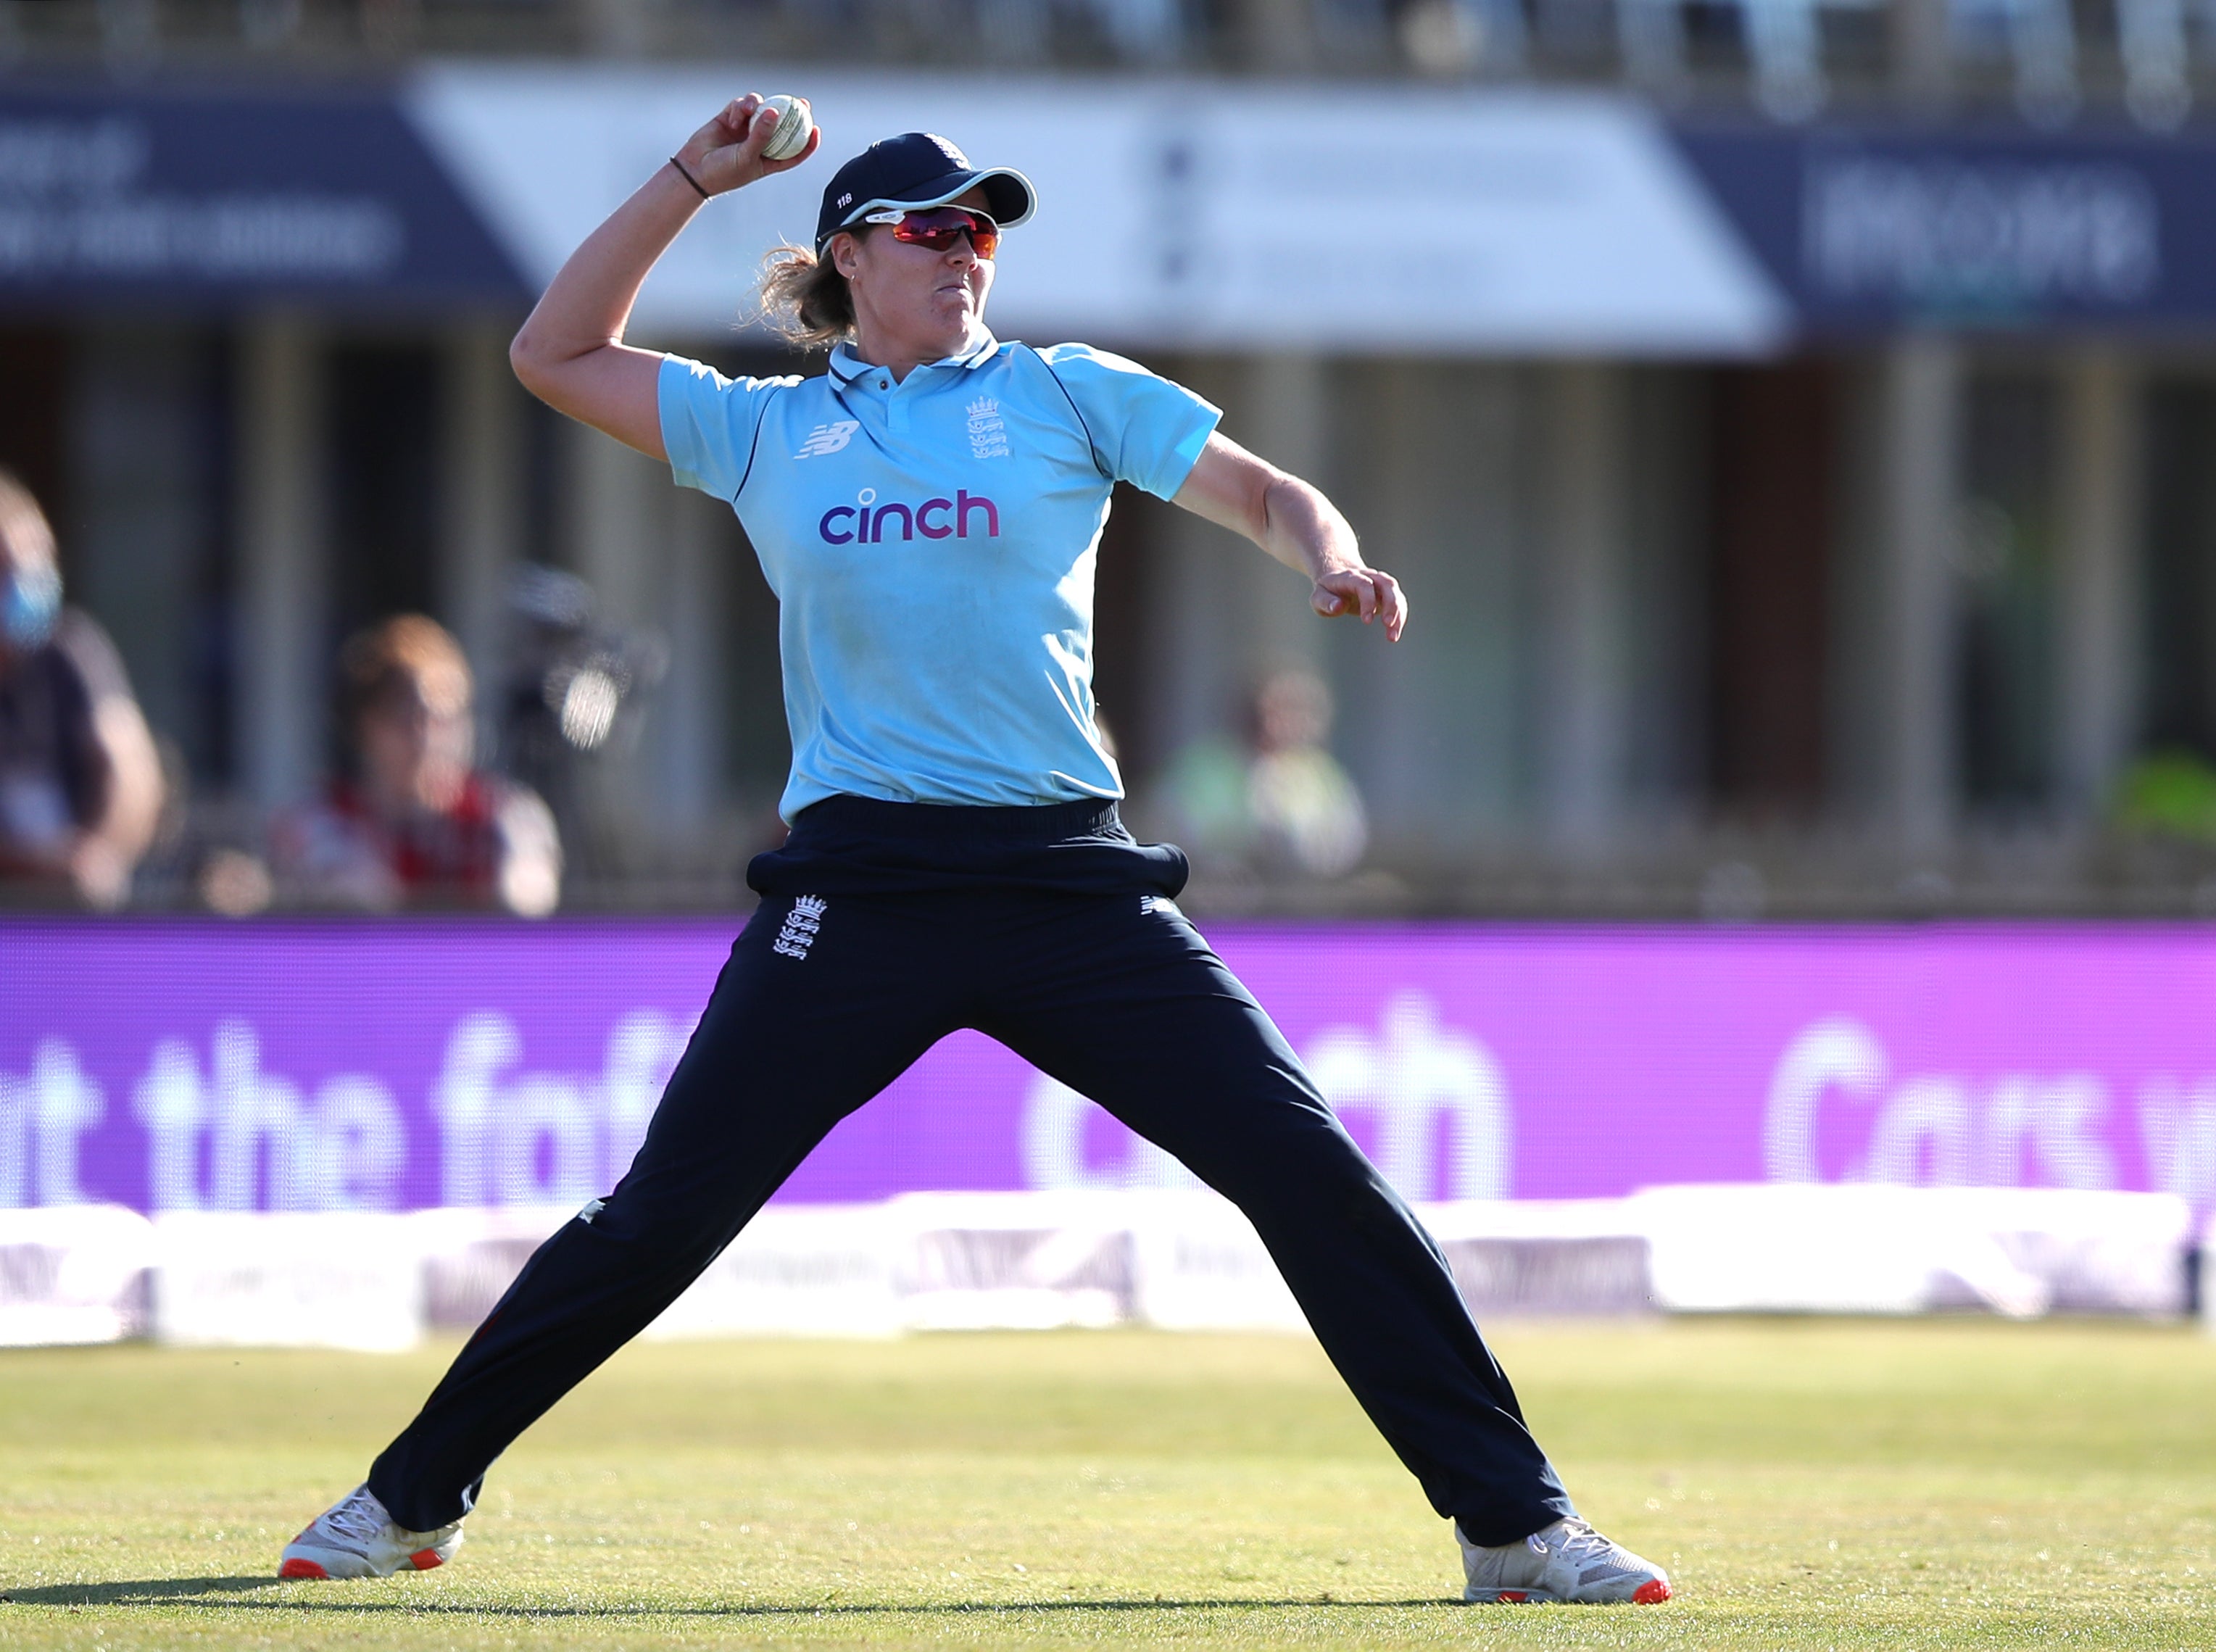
814;132;1035;253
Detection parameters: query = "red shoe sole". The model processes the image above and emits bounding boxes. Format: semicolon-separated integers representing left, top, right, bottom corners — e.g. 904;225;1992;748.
278;1558;329;1580
1475;1582;1672;1606
409;1549;445;1570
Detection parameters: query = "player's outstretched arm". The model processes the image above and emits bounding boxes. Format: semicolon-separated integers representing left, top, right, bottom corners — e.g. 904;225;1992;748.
1171;432;1408;642
509;95;820;460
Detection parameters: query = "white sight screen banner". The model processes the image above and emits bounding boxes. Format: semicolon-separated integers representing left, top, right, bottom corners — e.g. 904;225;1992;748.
405;67;1790;354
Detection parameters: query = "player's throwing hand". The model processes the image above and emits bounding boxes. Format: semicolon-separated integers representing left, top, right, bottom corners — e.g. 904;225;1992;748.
675;94;820;198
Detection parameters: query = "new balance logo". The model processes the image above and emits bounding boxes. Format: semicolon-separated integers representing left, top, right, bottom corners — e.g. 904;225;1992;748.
795;421;860;459
773;895;827;960
966;397;1009;460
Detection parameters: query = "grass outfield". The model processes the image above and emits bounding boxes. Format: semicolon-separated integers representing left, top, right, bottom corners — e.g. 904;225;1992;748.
1;1322;2213;1648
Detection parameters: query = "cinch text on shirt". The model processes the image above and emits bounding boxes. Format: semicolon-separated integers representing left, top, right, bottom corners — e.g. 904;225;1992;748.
820;488;1001;544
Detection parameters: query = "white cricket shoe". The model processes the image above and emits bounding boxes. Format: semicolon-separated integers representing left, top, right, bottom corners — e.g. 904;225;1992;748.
1458;1516;1671;1604
278;1483;464;1580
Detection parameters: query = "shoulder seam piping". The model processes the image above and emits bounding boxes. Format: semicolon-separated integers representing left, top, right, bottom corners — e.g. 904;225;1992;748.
1027;344;1111;480
733;380;791;499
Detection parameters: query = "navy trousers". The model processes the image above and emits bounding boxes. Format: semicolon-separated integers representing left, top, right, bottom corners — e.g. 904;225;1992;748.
368;805;1575;1546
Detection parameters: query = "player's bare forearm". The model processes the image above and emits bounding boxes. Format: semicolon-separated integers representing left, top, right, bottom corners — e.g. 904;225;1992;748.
510;95;821;460
508;169;697;458
1172;432;1409;641
1256;472;1357;579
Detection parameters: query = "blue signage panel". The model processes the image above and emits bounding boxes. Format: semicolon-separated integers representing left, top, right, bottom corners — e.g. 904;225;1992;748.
0;78;526;310
1672;120;2216;336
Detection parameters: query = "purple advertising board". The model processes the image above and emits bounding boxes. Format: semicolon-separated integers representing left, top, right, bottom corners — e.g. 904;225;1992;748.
6;918;2216;1218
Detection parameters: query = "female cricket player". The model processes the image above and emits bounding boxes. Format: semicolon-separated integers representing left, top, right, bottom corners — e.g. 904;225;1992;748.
278;96;1670;1608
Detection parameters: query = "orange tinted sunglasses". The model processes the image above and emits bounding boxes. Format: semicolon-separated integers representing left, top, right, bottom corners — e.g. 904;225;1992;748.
860;205;1000;258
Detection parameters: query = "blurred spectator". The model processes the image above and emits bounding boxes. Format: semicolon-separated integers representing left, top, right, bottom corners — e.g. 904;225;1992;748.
1247;668;1368;876
0;470;164;908
1158;668;1368;879
272;615;561;916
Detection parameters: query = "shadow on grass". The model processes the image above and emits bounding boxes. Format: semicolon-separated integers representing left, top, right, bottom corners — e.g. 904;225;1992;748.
1;1577;1454;1617
5;1577;289;1605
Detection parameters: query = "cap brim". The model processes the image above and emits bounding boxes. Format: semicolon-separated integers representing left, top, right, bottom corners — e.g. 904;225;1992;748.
835;166;1036;236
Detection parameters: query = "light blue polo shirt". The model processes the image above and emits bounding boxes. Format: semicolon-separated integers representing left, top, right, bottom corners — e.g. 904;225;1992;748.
659;331;1220;821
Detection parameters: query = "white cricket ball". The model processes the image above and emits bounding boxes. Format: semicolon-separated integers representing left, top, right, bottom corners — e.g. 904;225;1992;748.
760;95;813;163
